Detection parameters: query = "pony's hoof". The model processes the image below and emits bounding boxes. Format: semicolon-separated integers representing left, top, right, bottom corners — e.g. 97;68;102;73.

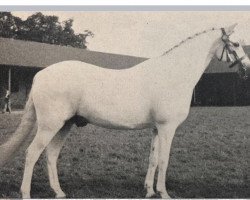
160;192;171;199
21;191;31;199
56;195;66;199
145;192;156;198
56;192;66;199
22;194;31;199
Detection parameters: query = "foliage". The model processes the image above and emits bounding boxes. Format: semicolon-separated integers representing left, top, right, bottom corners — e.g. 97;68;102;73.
0;12;94;49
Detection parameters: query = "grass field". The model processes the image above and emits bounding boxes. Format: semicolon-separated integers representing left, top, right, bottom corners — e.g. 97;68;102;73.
0;107;249;198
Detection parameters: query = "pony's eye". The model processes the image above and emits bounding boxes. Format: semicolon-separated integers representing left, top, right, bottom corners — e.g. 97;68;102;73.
233;42;239;47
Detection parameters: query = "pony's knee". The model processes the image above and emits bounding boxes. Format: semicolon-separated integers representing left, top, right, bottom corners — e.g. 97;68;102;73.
46;151;55;165
25;147;41;163
46;148;59;165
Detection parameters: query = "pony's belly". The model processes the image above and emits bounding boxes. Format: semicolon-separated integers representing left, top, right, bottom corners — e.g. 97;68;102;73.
89;118;154;130
77;108;154;130
77;91;154;129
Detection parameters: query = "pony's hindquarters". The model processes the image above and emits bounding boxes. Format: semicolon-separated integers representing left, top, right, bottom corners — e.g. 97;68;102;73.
0;92;36;167
20;70;76;198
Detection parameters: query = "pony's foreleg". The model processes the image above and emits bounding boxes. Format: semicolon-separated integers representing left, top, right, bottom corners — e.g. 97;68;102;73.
46;121;73;198
145;128;159;198
20;120;64;198
156;123;178;199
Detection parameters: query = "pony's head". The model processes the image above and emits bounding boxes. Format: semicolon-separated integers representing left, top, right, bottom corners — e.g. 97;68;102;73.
214;23;250;79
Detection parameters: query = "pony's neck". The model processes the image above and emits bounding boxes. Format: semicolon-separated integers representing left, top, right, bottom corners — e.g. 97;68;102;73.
159;29;222;87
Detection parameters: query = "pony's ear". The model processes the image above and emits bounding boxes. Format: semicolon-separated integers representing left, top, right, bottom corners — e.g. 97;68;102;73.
224;23;238;35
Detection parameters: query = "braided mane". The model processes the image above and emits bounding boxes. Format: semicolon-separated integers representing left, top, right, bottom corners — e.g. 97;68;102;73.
162;27;219;56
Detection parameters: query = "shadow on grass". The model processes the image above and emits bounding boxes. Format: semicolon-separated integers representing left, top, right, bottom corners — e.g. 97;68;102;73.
168;178;250;198
0;174;249;198
27;176;250;198
59;176;145;198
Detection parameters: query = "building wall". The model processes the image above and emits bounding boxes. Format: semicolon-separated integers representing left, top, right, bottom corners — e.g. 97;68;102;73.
192;73;249;106
0;67;37;109
11;78;28;108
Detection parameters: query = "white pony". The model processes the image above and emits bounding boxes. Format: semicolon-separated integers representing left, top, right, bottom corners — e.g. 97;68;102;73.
0;24;250;199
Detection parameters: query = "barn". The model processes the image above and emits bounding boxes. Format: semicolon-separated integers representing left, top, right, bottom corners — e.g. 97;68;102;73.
0;37;249;108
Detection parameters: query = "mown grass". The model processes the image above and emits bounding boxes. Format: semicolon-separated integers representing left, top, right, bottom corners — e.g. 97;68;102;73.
0;107;249;198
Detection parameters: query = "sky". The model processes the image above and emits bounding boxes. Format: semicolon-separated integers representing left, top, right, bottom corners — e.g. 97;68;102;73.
12;11;250;58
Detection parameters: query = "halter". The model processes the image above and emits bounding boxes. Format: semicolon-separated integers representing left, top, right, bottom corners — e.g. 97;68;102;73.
219;28;248;79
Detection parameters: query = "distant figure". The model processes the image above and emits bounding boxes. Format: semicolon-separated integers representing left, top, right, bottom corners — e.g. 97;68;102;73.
2;90;11;114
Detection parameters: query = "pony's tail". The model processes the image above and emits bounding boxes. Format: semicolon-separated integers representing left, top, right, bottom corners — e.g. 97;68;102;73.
0;91;36;167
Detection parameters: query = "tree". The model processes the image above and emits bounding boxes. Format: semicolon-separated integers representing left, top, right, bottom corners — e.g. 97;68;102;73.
0;12;94;49
0;12;22;38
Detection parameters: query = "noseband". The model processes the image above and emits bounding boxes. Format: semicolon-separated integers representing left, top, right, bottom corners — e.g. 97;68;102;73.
219;28;248;79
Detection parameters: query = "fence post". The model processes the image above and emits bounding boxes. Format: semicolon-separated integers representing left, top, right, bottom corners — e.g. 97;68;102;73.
8;68;11;93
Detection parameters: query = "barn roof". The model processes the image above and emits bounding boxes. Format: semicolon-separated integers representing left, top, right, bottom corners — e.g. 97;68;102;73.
0;37;249;73
0;37;147;69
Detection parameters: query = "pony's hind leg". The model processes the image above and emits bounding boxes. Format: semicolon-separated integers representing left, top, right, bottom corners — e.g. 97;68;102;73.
20;119;65;198
46;121;73;198
145;128;159;198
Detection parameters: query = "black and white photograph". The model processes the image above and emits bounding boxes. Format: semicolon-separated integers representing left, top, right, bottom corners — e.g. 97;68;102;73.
0;10;249;198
